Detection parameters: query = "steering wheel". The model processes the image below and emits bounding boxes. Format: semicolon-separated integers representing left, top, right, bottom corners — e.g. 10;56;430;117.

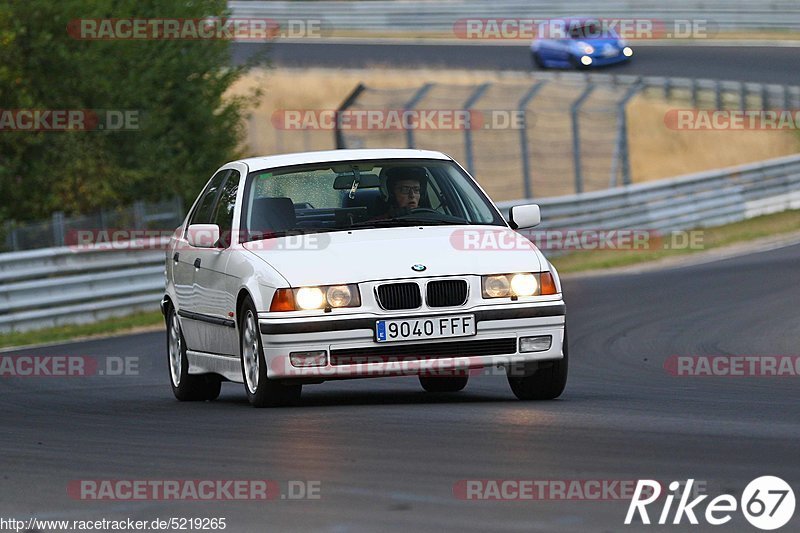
406;208;440;215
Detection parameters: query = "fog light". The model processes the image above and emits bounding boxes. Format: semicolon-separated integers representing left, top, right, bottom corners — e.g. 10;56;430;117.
520;336;552;353
580;55;593;66
623;46;633;57
290;350;327;367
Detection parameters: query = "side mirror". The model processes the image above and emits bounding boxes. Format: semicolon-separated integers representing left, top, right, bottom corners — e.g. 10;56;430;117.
508;204;541;229
186;224;220;248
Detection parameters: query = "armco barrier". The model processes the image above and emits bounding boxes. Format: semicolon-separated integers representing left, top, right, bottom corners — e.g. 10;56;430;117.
1;154;799;333
496;153;800;233
0;241;168;333
230;0;800;33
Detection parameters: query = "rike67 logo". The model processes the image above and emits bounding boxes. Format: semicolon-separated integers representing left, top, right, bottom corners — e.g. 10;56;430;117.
626;477;795;530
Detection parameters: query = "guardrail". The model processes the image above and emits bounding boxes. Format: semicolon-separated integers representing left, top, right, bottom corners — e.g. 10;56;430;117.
496;153;800;232
0;242;167;333
230;0;800;33
1;154;798;333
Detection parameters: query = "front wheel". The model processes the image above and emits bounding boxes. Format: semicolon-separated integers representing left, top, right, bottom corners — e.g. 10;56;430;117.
531;51;545;69
239;299;301;407
166;306;221;401
507;329;568;400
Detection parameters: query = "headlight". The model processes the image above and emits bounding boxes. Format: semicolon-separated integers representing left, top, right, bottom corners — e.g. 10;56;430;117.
270;284;361;311
578;42;594;54
622;46;633;57
510;273;538;296
481;273;558;298
296;287;325;310
326;285;353;308
483;275;511;298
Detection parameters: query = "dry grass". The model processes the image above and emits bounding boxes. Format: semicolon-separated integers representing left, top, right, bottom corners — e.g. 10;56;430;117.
229;67;800;200
627;96;800;180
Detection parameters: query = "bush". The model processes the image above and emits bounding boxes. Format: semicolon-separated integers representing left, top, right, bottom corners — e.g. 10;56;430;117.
0;0;260;222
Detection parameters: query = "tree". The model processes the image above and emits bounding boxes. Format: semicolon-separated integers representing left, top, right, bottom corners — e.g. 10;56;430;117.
0;0;259;222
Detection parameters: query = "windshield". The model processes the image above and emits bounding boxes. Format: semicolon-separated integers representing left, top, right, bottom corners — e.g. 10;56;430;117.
240;159;505;240
568;23;619;39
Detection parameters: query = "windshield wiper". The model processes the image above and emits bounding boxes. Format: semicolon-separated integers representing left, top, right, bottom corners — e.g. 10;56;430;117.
349;217;469;229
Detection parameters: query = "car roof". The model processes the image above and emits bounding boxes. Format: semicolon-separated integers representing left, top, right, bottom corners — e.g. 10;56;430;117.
237;149;452;173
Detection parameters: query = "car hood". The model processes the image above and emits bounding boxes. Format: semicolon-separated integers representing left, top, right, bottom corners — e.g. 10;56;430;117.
244;225;545;287
573;37;622;48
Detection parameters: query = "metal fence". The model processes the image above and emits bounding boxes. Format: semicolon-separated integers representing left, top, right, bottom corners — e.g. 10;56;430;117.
1;153;798;333
230;0;800;33
335;71;800;200
1;197;184;252
497;153;800;233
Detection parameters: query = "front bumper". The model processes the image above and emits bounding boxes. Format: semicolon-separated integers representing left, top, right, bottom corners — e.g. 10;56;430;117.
583;52;630;67
259;302;566;380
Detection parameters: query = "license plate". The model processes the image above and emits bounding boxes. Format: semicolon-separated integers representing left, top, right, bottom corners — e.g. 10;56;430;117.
376;315;476;343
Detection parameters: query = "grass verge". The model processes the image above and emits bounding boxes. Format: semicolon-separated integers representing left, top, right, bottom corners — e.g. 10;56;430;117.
551;209;800;273
0;311;164;350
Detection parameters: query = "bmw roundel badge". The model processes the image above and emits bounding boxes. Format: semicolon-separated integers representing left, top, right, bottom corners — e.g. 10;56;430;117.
411;264;427;272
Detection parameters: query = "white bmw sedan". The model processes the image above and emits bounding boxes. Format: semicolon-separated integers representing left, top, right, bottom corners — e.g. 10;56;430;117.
162;149;567;407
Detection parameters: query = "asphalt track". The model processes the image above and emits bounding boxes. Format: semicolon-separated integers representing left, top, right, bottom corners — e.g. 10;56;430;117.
233;41;800;85
2;242;799;531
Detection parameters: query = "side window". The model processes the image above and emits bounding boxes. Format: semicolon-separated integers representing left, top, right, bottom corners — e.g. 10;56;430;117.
211;170;240;247
188;170;229;228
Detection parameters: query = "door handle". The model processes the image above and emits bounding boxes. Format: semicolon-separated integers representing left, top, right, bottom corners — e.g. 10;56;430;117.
173;252;180;262
194;258;201;269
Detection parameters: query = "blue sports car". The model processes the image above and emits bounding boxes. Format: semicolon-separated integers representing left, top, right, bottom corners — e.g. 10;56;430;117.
530;18;633;69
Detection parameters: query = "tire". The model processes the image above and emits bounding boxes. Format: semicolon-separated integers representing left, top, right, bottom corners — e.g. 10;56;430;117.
570;55;589;71
531;51;545;69
507;329;569;400
419;374;469;393
239;299;301;407
166;306;221;401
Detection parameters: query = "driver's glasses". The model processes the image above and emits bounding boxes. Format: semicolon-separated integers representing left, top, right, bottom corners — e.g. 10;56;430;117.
397;186;421;196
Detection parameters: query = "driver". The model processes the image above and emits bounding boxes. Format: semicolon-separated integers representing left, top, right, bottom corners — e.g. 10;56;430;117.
376;166;428;218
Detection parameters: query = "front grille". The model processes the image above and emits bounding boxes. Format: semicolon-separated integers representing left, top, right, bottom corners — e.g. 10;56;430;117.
426;279;468;307
376;282;421;310
331;337;516;365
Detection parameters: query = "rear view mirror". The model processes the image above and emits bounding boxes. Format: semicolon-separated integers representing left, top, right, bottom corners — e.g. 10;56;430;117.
333;173;380;189
186;224;220;248
508;204;541;229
